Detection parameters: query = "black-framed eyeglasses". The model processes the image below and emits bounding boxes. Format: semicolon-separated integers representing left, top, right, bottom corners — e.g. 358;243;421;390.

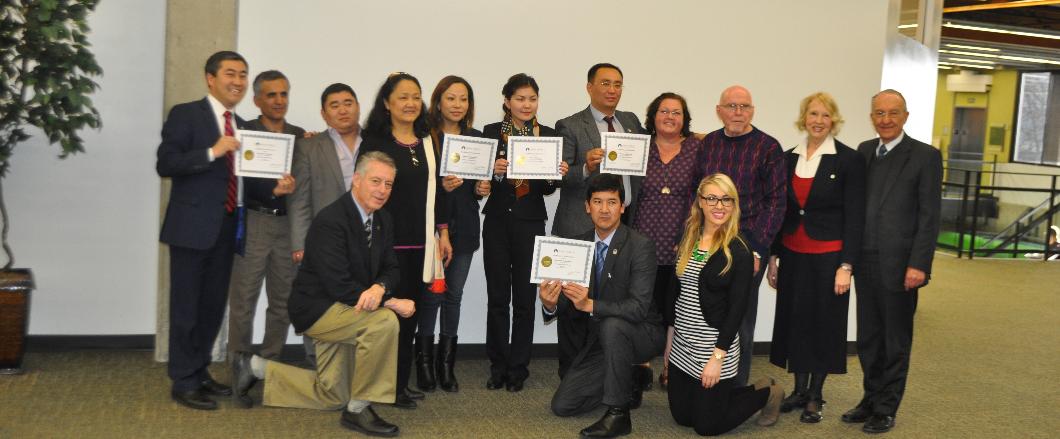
699;194;735;207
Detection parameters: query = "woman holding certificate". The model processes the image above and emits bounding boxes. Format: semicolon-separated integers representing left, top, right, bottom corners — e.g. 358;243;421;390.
765;92;865;423
361;72;455;409
481;73;568;392
666;173;783;435
631;92;704;389
414;75;490;393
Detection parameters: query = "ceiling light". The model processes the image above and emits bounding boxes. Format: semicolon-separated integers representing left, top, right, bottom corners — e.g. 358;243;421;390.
938;49;1060;65
943;22;1060;41
939;61;995;70
898;24;919;29
944;44;1001;52
946;57;997;65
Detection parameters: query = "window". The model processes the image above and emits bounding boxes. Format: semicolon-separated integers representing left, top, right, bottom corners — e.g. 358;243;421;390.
1013;71;1060;166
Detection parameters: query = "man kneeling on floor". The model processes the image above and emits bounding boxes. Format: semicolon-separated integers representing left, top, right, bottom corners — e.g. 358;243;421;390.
540;174;665;438
232;151;413;437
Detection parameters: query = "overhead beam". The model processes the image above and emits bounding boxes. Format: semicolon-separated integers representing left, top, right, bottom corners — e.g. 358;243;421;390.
943;0;1060;13
942;26;1060;49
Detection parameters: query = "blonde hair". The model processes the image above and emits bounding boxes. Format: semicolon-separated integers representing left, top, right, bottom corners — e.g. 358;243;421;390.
675;173;746;276
794;92;844;136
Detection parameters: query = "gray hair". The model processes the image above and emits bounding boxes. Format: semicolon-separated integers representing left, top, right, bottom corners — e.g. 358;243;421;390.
871;89;907;112
355;151;397;175
252;70;289;96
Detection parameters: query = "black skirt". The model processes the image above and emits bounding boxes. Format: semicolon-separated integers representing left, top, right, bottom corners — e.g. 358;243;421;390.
769;247;850;373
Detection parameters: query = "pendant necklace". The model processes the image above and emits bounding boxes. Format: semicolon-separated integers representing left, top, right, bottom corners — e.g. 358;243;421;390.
395;137;421;167
656;138;680;195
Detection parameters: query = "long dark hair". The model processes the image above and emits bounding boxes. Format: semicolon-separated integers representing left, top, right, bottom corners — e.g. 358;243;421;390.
645;92;692;137
501;73;539;115
364;72;429;140
428;75;475;151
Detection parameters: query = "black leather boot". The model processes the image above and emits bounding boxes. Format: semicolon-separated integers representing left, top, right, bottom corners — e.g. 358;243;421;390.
437;335;459;392
414;335;437;392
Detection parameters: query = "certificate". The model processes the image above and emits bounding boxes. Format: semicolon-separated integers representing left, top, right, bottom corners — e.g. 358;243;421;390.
599;132;651;176
235;130;295;178
506;136;564;180
439;134;498;179
530;236;595;286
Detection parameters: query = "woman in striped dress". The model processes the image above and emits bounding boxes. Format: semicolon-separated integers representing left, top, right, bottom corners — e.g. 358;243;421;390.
666;173;784;435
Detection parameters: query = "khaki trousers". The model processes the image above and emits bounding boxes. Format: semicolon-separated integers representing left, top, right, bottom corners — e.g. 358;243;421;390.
263;303;398;409
227;210;295;359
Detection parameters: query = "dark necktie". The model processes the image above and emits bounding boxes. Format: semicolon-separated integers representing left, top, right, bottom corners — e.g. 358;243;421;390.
593;241;608;299
877;143;888;158
603;115;616;132
223;111;237;213
365;217;372;248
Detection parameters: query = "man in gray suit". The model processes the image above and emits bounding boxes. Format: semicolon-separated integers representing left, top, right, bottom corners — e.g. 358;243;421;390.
552;64;646;382
541;174;664;438
841;89;941;434
287;83;363;365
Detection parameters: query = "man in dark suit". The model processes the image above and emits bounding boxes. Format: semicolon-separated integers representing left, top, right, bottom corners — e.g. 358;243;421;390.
232;151;414;437
226;70;304;363
552;63;647;384
841;89;941;434
540;174;665;438
156;51;249;410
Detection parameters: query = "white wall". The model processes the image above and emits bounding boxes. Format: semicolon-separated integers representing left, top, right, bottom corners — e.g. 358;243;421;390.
7;0;166;334
238;0;898;344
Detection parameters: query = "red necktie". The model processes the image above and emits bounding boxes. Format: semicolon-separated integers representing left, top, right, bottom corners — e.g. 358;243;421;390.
223;111;237;213
603;115;616;132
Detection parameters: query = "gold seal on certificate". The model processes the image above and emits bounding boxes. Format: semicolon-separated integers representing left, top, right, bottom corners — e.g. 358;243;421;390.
599;132;651;176
506;136;563;180
530;236;594;286
235;130;295;178
439;134;498;179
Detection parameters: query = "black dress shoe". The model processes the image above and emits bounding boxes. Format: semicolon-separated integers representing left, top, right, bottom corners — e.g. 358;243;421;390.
392;391;417;409
634;365;653;391
841;405;874;423
779;391;808;413
486;375;506;390
800;399;823;423
580;405;631;438
405;387;425;400
863;415;895;433
340;406;400;437
171;389;217;411
231;351;259;408
200;376;232;396
505;379;524;392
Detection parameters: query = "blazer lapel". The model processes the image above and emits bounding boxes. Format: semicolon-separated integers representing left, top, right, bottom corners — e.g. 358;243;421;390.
320;134;347;192
598;227;626;297
197;98;222;139
807;154;837;207
580;108;601;148
874;139;913;210
616;111;639;134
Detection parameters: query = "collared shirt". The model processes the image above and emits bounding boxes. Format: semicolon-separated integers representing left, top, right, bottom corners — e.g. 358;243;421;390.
594;227;617;248
329;127;362;190
350;192;373;231
877;132;905;157
791;135;837;178
205;93;235;162
590;105;625;134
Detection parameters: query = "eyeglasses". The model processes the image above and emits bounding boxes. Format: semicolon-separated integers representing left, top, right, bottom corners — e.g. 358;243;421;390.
658;109;683;117
720;103;753;113
597;80;623;90
699;194;735;207
871;110;905;119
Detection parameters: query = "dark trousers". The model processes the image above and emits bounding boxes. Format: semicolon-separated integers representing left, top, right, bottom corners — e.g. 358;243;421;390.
557;312;590;379
482;215;543;381
551;318;664;415
855;252;917;416
395;248;426;391
667;368;769;436
417;251;473;337
167;214;236;392
735;251;767;386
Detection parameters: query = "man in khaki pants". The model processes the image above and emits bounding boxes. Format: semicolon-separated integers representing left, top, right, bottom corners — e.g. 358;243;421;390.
233;151;414;437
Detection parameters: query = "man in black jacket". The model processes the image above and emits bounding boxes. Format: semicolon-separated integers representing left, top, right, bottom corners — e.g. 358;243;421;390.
232;151;415;437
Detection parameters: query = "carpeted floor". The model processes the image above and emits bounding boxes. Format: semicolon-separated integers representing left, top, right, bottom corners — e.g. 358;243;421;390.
1;254;1058;438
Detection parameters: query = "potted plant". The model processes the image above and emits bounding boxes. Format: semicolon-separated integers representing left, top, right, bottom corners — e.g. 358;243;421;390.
0;0;101;374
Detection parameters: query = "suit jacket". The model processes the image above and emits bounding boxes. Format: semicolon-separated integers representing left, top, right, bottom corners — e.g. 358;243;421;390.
544;225;662;329
157;97;245;250
288;131;352;252
858;134;942;291
287;193;400;333
665;237;754;352
774;139;866;267
481;122;559;221
552;106;644;238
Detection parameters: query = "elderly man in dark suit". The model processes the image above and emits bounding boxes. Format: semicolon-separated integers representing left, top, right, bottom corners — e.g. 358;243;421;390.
841;89;941;434
156;50;248;410
540;174;665;438
552;63;648;386
232;151;414;437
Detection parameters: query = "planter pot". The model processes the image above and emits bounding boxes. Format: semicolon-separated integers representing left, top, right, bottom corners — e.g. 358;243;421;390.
0;268;34;374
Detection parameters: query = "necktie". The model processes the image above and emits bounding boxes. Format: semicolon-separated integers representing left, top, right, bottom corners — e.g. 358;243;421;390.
365;217;373;248
593;241;608;299
223;111;237;213
877;143;888;158
603;115;616;132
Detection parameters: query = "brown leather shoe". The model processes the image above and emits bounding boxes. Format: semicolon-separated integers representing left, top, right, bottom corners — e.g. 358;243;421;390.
756;384;784;426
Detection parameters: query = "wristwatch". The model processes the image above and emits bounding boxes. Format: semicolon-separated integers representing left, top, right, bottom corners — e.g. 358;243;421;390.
839;263;853;273
712;351;724;361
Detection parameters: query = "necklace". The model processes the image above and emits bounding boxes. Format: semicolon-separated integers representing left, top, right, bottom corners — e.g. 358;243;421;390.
692;248;709;262
655;139;682;195
395;137;421;166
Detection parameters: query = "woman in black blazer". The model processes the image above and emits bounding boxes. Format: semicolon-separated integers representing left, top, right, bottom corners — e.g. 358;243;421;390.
481;73;568;392
765;92;866;423
414;75;491;393
666;173;783;435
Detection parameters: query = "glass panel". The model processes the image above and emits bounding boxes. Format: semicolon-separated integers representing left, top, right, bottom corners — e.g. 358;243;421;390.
1013;72;1050;164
